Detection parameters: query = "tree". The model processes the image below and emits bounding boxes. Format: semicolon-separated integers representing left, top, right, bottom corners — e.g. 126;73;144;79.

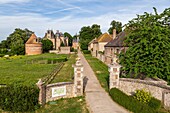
64;32;73;46
0;40;8;48
108;20;122;34
119;7;170;81
41;39;53;53
3;28;34;55
79;24;102;50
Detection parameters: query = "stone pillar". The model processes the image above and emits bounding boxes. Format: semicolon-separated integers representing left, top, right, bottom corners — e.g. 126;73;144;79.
36;79;46;105
108;62;121;89
163;90;170;110
72;58;84;96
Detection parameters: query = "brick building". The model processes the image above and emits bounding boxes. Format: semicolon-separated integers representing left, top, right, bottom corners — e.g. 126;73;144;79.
25;34;42;55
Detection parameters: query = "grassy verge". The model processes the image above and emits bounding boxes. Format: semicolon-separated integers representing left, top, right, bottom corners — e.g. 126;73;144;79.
51;54;77;83
84;54;109;92
36;96;89;113
0;53;67;86
84;54;170;113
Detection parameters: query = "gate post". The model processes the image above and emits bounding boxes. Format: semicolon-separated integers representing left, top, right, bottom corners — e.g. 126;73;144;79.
72;58;84;96
108;61;121;89
36;79;46;105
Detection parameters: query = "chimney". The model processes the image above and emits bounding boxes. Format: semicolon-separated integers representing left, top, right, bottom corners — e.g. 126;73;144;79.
113;29;116;39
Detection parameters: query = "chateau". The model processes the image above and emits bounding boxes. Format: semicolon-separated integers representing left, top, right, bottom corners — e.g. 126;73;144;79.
44;30;68;50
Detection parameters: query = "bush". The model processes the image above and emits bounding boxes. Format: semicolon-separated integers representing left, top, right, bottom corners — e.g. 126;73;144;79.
134;89;152;103
148;97;161;110
0;54;4;57
109;88;156;113
70;47;74;52
82;50;91;54
0;85;39;112
47;58;67;64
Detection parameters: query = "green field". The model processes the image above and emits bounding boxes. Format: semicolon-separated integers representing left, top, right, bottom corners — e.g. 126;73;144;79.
84;54;109;92
51;53;77;83
0;53;68;86
36;96;89;113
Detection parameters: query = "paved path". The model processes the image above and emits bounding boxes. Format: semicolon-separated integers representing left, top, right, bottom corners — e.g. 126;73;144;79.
78;51;129;113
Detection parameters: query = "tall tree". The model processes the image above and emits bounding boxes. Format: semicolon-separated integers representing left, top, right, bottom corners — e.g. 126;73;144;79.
41;39;53;53
5;28;33;55
108;20;122;34
64;32;73;46
79;24;102;50
119;7;170;81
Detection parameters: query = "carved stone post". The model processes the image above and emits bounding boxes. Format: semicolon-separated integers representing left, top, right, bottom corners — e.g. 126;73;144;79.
72;58;84;96
108;62;121;89
36;79;46;105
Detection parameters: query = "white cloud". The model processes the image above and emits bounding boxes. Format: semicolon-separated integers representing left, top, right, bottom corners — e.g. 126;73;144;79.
0;12;136;41
0;0;30;4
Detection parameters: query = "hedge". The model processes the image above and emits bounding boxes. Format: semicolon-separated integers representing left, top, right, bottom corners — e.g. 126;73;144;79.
148;97;161;110
82;50;91;54
109;88;157;113
0;85;39;112
47;58;67;64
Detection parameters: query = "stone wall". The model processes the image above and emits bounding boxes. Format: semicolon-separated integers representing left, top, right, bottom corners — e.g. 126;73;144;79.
119;78;170;100
108;63;170;110
46;82;74;102
60;47;70;54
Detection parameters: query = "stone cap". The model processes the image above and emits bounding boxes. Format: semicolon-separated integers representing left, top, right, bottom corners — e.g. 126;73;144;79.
36;79;44;86
72;57;83;67
108;63;121;68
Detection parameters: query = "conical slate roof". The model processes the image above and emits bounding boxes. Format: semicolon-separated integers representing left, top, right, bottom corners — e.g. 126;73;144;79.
26;34;40;44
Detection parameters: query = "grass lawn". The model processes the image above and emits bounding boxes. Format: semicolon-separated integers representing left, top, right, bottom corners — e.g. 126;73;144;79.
50;53;77;83
36;96;89;113
84;54;109;92
0;53;68;86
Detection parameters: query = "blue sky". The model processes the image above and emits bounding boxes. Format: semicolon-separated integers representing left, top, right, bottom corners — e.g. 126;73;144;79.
0;0;169;41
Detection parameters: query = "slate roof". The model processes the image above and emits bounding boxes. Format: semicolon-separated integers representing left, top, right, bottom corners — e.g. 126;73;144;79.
105;31;126;47
94;33;112;43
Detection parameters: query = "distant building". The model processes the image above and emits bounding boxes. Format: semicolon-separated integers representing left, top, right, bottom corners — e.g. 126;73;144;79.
72;36;79;50
104;30;128;64
88;38;96;52
44;30;69;50
25;34;42;55
92;33;112;57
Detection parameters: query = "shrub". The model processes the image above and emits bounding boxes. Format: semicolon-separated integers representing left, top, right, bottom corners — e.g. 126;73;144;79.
70;47;74;52
47;58;67;64
0;54;4;57
82;50;91;54
0;85;39;112
109;88;156;113
148;97;161;110
134;89;152;103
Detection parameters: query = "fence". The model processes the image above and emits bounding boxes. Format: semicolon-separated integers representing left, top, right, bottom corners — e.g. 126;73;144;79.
36;58;84;105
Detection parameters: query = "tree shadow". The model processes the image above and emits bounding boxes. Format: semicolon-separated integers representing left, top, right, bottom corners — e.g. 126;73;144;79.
105;75;109;89
83;76;88;93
